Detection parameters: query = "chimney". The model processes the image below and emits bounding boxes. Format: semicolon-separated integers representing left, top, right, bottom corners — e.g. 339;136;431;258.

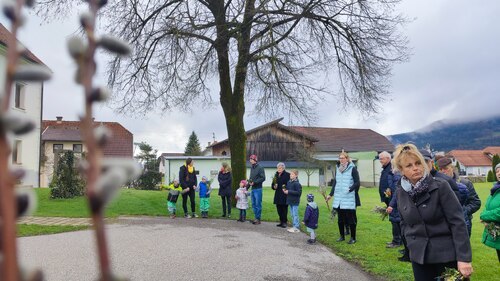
56;116;63;124
208;142;211;146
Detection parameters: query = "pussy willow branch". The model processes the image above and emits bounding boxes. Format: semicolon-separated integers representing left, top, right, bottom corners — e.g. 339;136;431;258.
80;1;111;280
0;1;25;280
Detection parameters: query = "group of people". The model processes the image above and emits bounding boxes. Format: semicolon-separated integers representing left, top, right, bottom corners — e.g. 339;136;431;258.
163;148;500;280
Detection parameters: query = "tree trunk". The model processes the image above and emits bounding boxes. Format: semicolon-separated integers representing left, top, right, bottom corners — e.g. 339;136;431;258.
224;108;246;205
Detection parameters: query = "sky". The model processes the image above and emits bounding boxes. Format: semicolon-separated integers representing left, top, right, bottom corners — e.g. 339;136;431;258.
3;0;499;155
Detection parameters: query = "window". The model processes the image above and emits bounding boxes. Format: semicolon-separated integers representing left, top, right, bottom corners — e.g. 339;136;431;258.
15;83;25;109
12;140;22;164
53;144;63;153
73;144;83;153
221;151;227;156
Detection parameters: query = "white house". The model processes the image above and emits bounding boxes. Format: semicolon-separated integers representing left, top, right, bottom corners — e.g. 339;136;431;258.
0;24;48;187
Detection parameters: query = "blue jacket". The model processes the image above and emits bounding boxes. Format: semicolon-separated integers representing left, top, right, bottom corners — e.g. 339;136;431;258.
286;179;302;205
331;162;360;210
198;182;211;198
379;163;396;202
304;202;319;229
388;172;402;222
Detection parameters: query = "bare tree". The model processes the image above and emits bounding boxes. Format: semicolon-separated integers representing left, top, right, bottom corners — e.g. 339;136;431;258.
291;146;321;187
36;0;408;194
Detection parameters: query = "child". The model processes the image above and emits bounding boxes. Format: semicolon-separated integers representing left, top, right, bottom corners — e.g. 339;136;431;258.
284;169;302;233
235;180;249;222
165;179;183;218
303;193;319;244
197;176;212;218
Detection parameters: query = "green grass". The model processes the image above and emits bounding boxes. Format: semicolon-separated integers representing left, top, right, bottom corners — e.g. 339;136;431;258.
32;184;498;280
17;224;88;237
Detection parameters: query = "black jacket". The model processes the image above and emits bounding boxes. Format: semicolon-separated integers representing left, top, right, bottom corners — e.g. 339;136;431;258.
379;163;396;202
432;169;465;205
217;171;232;197
459;177;481;220
286;179;302;206
179;165;197;190
249;163;266;189
273;170;290;205
397;175;472;264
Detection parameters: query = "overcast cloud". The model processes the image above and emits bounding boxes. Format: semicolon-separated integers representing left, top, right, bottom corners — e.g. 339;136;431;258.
3;0;499;154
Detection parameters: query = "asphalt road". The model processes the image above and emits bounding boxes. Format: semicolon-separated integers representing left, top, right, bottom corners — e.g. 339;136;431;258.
18;216;378;281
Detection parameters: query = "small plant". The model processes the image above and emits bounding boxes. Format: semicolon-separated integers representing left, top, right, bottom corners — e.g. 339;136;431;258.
372;206;388;221
435;267;465;281
485;222;500;240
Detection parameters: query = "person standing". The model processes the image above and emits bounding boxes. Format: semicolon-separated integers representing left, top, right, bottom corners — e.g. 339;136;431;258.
379;151;401;248
284;169;302;233
179;158;198;218
326;151;360;244
480;163;500;262
393;144;472;281
248;154;266;225
272;162;290;228
218;162;233;218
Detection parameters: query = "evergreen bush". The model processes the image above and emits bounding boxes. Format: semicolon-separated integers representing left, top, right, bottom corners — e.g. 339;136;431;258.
49;150;85;198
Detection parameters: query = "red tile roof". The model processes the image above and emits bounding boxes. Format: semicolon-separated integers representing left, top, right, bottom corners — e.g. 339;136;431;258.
447;150;491;167
42;119;133;158
0;23;46;66
290;126;395;152
483;146;500;156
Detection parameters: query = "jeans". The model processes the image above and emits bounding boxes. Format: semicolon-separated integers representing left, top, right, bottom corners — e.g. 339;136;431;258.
290;204;299;228
251;188;262;220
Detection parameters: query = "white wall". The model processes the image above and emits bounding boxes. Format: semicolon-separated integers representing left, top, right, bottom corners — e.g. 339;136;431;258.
465;166;491;176
0;55;43;187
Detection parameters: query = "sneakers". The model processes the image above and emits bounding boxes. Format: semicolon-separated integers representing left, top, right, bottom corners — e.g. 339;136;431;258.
252;219;261;225
170;214;176;219
307;239;316;244
386;243;402;248
348;238;356;244
336;237;345;242
192;213;199;218
287;227;300;233
227;214;231;218
185;214;192;219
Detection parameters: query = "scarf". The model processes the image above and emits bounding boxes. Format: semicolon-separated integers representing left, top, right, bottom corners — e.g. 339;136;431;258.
401;174;430;202
339;162;348;173
491;181;500;195
185;164;194;174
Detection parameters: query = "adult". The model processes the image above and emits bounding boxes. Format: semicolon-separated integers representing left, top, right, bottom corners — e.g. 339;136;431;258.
248;154;266;225
480;163;500;261
179;158;197;218
393;144;472;280
272;162;290;228
379;151;401;248
217;162;233;218
326;152;360;244
437;157;481;237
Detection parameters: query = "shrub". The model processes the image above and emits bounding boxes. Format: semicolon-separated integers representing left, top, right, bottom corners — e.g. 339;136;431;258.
487;170;495;182
49;150;85;198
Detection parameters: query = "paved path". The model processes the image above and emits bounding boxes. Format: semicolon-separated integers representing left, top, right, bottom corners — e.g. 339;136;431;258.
18;216;379;281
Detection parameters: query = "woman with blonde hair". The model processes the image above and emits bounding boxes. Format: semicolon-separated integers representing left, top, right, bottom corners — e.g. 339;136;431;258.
217;162;233;218
326;151;360;244
392;143;472;280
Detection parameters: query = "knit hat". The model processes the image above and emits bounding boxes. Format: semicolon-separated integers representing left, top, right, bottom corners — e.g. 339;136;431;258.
240;180;247;186
496;163;500;172
436;157;452;169
202;176;208;181
307;193;314;202
249;154;258;161
418;149;432;161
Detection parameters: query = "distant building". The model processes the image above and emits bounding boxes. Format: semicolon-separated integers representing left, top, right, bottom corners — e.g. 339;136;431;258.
0;23;49;187
40;117;133;187
448;146;500;176
160;118;395;187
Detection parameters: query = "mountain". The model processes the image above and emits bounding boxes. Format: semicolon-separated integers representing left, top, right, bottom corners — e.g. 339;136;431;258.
387;116;500;152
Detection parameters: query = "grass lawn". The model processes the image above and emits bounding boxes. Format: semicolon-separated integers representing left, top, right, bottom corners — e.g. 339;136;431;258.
32;183;498;280
17;224;88;237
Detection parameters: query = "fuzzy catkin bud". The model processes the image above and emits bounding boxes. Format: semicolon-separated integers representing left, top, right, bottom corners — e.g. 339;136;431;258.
67;36;87;60
2;1;16;22
13;65;52;82
98;35;131;56
94;168;127;210
16;187;37;218
25;0;36;8
88;87;111;103
102;158;142;180
1;112;35;135
79;11;94;29
94;126;112;147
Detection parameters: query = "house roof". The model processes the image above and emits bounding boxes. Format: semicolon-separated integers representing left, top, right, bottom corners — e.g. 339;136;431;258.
483;146;500;156
447;150;492;167
290;126;395;153
160;152;185;157
42;119;133;158
207;118;318;148
0;23;47;66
